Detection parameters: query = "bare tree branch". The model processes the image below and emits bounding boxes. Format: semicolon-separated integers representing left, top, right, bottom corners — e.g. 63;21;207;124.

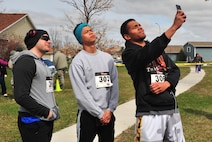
49;28;62;49
60;0;113;23
60;0;114;49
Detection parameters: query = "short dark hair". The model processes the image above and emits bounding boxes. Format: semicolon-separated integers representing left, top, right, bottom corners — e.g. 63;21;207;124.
120;19;135;38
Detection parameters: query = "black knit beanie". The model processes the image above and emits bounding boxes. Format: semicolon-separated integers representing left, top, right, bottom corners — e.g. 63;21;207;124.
24;29;48;50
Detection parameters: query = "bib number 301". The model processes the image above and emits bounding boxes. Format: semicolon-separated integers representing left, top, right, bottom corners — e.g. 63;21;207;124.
95;72;113;88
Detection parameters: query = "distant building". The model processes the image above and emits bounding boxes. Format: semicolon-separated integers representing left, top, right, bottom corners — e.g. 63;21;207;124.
165;45;183;61
183;42;212;62
0;13;36;59
0;13;35;46
0;13;55;60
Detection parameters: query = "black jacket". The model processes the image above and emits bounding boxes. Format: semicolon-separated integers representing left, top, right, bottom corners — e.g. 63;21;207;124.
122;33;180;116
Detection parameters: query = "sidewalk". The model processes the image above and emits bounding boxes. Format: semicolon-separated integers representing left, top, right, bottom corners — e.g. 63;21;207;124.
51;67;205;142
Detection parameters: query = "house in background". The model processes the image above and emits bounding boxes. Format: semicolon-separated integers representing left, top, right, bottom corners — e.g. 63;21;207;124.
164;45;183;61
183;41;212;62
0;13;36;60
0;13;54;61
0;13;35;46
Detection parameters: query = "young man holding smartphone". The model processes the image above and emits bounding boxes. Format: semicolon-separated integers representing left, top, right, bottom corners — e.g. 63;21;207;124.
120;6;186;142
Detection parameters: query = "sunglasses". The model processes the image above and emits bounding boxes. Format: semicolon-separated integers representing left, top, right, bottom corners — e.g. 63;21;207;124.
40;35;50;41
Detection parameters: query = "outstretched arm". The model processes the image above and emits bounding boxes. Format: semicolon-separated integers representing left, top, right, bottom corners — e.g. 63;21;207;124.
165;10;186;39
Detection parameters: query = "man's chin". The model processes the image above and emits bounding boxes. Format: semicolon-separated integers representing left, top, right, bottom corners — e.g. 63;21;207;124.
137;37;146;42
43;49;50;54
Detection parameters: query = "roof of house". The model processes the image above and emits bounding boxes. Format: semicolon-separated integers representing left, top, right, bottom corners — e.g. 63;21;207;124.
186;41;212;47
0;13;32;32
165;45;183;53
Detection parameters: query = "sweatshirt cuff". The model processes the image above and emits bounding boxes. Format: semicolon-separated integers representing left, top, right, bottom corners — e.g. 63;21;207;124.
98;111;104;119
161;33;171;44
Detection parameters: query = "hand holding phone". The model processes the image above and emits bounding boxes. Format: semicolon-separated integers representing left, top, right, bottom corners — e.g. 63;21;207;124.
176;5;181;10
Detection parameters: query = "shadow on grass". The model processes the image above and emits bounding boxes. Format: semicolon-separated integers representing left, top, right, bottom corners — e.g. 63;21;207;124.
183;108;212;120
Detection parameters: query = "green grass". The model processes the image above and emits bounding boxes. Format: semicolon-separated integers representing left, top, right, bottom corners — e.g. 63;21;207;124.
115;66;212;142
177;66;212;141
1;66;211;142
0;66;134;142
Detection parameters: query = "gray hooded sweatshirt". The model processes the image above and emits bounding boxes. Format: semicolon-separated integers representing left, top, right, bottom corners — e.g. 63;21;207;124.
12;50;59;121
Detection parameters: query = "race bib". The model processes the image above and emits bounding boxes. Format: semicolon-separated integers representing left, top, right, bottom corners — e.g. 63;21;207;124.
95;72;113;88
151;74;165;83
46;76;54;93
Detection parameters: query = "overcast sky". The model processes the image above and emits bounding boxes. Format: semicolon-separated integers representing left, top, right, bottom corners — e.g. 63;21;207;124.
1;0;212;46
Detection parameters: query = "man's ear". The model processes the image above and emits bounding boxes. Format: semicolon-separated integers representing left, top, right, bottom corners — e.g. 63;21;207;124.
123;34;131;40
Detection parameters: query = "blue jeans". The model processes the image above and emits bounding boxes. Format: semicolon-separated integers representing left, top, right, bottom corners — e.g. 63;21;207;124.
0;75;6;95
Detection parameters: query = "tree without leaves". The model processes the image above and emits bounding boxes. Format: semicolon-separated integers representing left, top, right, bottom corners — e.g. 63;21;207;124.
49;28;63;49
60;0;113;23
0;39;20;61
60;0;114;49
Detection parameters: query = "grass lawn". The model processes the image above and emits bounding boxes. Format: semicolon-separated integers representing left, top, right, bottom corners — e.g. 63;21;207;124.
115;66;212;142
0;66;134;142
1;66;211;142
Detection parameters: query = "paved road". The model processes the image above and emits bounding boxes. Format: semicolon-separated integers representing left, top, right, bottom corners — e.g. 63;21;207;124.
51;67;205;142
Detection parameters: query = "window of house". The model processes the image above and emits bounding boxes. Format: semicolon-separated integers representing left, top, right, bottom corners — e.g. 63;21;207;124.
187;46;191;52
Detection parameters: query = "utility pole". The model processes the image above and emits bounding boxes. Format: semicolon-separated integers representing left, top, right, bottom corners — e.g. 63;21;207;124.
155;23;161;34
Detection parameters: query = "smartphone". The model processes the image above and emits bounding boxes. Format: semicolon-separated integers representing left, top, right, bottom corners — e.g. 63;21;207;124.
176;4;181;10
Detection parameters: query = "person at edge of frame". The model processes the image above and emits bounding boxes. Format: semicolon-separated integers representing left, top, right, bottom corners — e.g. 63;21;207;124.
120;7;186;142
12;29;60;142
